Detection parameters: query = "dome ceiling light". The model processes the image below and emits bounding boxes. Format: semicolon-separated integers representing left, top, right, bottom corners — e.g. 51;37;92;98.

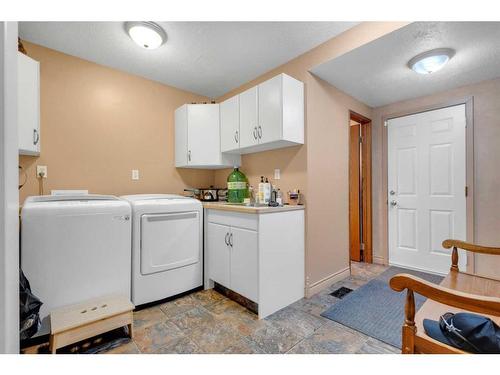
408;48;455;75
125;22;167;50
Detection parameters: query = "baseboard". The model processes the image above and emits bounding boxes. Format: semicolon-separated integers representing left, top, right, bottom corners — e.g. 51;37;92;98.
373;255;387;265
305;267;350;298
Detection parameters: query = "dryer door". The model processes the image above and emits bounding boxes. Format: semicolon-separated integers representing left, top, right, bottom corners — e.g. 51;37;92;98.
140;211;200;275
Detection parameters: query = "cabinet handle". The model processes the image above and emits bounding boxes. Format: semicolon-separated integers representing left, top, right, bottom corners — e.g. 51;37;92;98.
229;233;233;247
33;129;39;145
188;150;191;162
224;232;230;246
258;125;262;139
253;127;257;140
234;130;239;143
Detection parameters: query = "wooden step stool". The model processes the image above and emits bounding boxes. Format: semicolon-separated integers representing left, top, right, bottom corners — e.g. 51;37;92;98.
49;295;134;354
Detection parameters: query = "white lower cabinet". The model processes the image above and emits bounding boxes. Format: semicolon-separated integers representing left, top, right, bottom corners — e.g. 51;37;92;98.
205;208;304;318
207;222;258;303
207;222;231;287
229;226;258;302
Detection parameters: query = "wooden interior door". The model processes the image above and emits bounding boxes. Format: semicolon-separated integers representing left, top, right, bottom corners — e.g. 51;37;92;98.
349;111;372;263
361;122;372;263
349;124;362;262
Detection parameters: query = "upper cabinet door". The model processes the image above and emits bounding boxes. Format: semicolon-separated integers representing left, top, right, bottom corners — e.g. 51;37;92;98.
174;105;188;167
258;74;282;145
238;86;259;149
187;104;221;166
175;104;240;169
220;96;240;153
18;52;40;156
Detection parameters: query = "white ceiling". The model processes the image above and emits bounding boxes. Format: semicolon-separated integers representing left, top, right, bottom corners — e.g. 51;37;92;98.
19;22;358;98
311;22;500;107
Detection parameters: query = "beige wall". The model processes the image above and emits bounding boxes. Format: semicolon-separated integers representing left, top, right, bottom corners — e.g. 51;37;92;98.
305;76;372;291
214;22;408;294
20;22;409;297
19;41;214;202
372;78;500;278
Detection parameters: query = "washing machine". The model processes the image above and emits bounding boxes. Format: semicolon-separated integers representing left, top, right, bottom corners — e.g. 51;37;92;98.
121;194;203;306
21;195;132;336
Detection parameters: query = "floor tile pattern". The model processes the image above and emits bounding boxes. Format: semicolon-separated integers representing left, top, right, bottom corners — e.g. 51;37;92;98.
23;262;400;354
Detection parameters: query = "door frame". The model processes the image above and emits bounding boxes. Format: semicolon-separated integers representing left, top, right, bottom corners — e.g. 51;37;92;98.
0;21;20;354
349;111;372;263
381;97;475;273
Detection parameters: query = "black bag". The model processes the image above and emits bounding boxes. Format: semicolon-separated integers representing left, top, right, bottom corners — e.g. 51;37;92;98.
19;269;43;340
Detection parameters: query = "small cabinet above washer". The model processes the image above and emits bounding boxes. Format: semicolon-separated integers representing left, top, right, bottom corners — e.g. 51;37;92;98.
175;104;241;169
18;52;40;156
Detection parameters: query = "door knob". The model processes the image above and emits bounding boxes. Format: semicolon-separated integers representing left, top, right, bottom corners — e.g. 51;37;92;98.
390;200;398;207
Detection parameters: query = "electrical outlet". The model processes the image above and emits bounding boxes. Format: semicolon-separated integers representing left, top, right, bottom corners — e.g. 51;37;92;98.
131;169;139;180
274;168;281;180
36;165;47;178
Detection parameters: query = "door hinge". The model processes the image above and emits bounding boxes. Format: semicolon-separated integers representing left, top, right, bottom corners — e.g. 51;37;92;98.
384;120;388;127
465;186;468;197
360;243;365;250
359;136;363;144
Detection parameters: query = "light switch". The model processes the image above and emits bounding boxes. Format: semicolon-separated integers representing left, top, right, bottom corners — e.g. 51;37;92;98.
36;165;48;178
132;169;139;180
274;168;281;180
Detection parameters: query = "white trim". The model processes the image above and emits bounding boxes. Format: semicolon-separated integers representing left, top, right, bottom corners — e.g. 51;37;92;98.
0;21;19;354
388;261;447;277
305;267;350;298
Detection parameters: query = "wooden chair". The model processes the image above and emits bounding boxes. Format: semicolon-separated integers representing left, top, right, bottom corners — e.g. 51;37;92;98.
389;239;500;354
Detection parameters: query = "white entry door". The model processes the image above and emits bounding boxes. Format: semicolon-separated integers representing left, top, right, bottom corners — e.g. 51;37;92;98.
388;104;467;274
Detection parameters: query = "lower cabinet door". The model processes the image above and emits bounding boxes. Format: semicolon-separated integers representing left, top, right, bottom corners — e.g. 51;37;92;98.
230;227;258;302
207;222;231;287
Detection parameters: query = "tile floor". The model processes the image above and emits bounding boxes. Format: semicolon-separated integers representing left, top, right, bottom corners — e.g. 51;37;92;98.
25;262;400;354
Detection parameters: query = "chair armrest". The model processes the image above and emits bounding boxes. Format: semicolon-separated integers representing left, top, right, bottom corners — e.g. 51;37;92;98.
442;239;500;272
390;273;500;317
442;239;500;255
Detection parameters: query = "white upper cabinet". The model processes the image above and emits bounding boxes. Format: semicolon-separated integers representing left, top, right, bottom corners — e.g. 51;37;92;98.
222;73;304;155
238;86;259;150
18;52;40;156
175;104;240;169
174;104;189;167
220;95;240;153
258;74;283;145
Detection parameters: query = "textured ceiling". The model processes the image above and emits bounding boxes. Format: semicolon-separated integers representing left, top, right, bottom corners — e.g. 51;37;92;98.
311;22;500;107
19;22;358;98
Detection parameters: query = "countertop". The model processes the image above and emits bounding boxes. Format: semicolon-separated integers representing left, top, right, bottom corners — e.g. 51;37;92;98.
202;202;305;214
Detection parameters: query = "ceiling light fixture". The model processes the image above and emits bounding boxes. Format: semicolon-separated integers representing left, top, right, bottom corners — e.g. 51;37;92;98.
125;22;166;50
408;48;455;75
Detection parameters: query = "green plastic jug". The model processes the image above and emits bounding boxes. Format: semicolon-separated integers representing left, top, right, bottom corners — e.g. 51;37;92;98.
227;167;248;203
